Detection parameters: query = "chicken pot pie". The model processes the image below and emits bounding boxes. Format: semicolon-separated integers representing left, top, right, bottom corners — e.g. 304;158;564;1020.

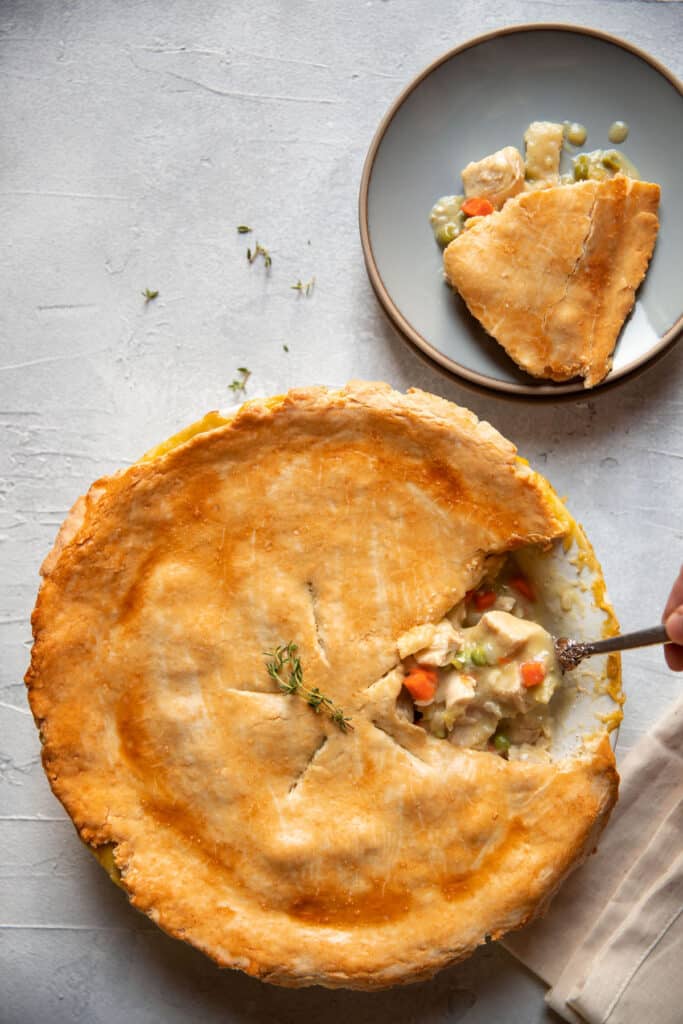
26;383;621;989
431;121;660;387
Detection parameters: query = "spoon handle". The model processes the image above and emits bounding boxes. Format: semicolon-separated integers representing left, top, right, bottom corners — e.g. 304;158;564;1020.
587;624;670;657
555;624;671;671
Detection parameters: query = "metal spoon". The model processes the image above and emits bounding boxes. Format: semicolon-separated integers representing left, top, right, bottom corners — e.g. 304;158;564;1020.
555;624;670;672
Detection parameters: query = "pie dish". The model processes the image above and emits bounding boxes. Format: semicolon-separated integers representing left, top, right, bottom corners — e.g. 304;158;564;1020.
443;175;660;387
25;382;622;989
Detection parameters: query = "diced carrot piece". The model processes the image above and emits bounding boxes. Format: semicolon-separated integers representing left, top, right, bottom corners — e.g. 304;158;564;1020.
509;575;536;602
461;196;495;217
474;590;496;611
520;661;546;688
403;666;438;702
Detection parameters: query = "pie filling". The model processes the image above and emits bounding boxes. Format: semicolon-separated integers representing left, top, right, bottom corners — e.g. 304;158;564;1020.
397;559;562;762
430;119;641;246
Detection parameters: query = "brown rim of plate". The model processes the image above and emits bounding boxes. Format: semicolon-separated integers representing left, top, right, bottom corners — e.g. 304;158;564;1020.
358;22;683;401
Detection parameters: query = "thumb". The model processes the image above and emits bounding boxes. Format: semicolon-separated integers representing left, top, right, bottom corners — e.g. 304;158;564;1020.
665;606;683;645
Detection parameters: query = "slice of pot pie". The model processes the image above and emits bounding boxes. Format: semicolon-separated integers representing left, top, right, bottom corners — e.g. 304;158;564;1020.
431;120;660;387
444;176;660;386
25;383;621;990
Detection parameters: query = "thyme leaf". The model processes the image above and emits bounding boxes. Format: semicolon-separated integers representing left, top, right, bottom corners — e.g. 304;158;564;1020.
247;241;272;268
237;225;252;234
142;288;159;303
228;367;251;393
264;642;353;733
291;276;315;296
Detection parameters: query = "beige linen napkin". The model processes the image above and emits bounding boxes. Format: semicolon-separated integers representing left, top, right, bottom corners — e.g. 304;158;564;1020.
503;694;683;1024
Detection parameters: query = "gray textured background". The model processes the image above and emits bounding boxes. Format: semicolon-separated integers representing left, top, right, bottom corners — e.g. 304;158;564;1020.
1;2;681;1022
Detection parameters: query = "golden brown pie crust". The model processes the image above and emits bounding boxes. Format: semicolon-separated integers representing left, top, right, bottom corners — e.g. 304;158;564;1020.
25;383;618;988
443;177;660;387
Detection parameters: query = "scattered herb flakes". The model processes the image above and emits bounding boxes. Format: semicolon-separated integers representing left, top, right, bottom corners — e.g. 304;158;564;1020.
237;225;252;234
291;276;315;297
228;367;251;393
264;642;353;733
246;242;272;268
282;344;289;353
142;288;159;303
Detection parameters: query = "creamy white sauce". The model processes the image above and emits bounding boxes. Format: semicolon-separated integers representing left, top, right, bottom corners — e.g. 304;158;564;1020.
572;148;640;182
429;195;465;247
429;118;638;243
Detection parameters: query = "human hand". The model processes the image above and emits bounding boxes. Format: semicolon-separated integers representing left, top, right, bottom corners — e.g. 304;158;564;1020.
663;565;683;671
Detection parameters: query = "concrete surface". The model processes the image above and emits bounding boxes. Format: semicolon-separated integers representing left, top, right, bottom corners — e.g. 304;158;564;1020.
1;1;681;1021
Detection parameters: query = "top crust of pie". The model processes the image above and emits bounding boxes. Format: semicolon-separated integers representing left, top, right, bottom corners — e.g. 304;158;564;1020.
25;382;618;989
443;177;660;387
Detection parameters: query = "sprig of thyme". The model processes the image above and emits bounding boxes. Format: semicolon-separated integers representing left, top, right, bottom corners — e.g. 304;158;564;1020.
142;288;159;303
291;276;315;296
247;241;272;268
228;366;251;393
264;642;353;733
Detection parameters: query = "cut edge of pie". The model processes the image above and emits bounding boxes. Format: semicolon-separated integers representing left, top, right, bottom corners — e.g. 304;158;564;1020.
25;382;621;989
443;176;660;387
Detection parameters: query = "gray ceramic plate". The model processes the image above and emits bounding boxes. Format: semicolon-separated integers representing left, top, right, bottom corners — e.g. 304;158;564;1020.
359;24;683;397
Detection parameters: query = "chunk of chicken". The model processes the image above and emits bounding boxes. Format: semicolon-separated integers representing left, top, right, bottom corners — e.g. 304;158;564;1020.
440;670;476;711
523;121;564;186
448;709;499;749
478;610;542;654
461;146;525;210
413;619;461;666
506;707;548;745
478;664;529;714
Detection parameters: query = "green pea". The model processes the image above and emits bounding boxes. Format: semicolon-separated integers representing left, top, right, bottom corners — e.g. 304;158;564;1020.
573;155;590;181
601;150;623;171
469;645;489;667
430;195;465;247
494;733;510;753
435;221;460;247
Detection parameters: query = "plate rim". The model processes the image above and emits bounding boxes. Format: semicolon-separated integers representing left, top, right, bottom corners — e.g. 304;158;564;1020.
358;22;683;399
